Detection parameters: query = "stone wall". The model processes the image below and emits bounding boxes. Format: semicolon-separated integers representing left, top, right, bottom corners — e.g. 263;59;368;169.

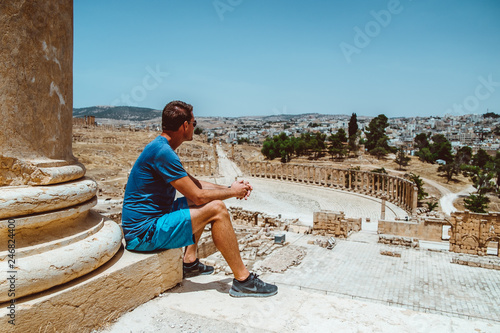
378;217;448;242
228;206;298;229
245;162;418;214
378;234;419;248
312;210;361;238
449;211;500;256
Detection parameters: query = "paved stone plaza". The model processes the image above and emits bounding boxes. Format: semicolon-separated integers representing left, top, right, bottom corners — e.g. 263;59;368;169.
265;231;500;323
101;232;500;333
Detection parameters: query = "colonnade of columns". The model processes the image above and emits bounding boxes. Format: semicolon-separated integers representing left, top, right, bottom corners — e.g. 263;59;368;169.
246;162;418;214
183;160;213;176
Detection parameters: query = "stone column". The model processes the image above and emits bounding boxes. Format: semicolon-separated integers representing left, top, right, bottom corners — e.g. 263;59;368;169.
382;175;386;195
412;186;418;215
403;182;407;209
0;0;122;302
389;177;394;200
381;195;386;220
371;173;375;194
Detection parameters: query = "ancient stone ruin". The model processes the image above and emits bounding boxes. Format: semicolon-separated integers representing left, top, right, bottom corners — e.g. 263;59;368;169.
449;211;500;256
312;210;361;238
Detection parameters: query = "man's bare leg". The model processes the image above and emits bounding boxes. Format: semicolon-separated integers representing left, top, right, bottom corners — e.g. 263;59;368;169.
188;200;249;281
183;227;204;263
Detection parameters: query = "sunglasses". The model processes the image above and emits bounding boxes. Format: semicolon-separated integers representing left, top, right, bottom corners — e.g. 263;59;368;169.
189;120;197;127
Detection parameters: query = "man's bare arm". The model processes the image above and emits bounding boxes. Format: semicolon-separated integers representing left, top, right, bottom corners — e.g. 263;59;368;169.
188;174;228;190
171;176;251;206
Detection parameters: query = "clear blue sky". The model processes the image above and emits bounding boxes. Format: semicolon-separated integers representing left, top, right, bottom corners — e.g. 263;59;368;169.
74;0;500;118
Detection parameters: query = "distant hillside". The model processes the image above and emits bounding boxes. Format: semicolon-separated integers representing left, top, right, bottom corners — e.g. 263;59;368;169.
261;113;322;121
73;106;161;121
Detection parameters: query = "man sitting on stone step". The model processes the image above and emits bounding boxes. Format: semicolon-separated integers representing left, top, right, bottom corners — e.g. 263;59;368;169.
121;100;277;298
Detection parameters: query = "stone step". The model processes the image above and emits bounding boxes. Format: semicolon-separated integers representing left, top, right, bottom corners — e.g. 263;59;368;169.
0;245;182;332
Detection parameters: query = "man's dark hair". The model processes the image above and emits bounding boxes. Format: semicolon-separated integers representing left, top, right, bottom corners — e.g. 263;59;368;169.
162;100;193;131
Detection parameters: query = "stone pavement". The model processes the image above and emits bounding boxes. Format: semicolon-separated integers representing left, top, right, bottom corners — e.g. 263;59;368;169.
100;231;500;333
100;273;500;333
265;231;500;323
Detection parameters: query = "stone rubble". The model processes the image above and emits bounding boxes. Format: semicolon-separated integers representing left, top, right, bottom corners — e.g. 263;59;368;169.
378;234;420;248
451;253;500;270
380;249;402;257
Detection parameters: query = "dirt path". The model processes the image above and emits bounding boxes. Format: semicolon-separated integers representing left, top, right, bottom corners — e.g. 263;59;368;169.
215;144;242;182
380;167;474;216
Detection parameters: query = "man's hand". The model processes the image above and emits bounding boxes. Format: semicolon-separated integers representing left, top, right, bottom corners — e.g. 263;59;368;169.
231;179;253;200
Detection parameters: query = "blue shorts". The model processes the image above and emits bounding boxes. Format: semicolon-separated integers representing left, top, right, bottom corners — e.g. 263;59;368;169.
125;197;194;251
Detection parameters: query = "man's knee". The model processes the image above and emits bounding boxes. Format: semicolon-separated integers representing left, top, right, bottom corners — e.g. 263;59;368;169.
207;199;226;212
207;200;229;220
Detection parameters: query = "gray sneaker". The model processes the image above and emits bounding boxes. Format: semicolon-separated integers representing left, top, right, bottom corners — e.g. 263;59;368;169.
229;273;278;297
183;259;215;278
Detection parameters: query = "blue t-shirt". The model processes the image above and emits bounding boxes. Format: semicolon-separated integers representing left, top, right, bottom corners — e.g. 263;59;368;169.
122;136;188;241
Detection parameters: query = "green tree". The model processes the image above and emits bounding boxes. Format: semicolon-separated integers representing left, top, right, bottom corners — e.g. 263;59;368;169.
261;132;294;162
328;129;347;159
472;149;491;168
365;114;392;157
293;138;307;157
425;201;439;212
461;162;496;213
438;163;457;183
464;193;490;213
261;139;277;160
430;134;453;163
328;136;346;160
456;146;473;165
370;146;388;160
406;173;428;202
483;112;500;119
462;165;496;195
395;148;410;170
336;128;348;143
302;132;326;159
494;125;500;136
437;147;472;183
348;113;358;153
194;127;204;135
488;151;500;189
416;147;435;163
414;133;430;150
